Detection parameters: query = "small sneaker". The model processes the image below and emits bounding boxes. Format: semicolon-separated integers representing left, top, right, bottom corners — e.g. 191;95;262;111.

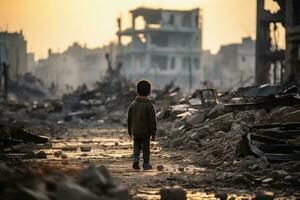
143;162;152;170
132;162;140;170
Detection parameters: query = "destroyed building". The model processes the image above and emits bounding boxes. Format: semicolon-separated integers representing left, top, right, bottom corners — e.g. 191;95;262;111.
116;7;202;91
35;43;111;94
200;37;255;91
0;31;28;80
256;0;300;86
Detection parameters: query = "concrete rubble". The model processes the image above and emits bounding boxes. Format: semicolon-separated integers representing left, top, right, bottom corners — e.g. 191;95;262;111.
0;162;130;200
157;84;300;193
0;73;299;199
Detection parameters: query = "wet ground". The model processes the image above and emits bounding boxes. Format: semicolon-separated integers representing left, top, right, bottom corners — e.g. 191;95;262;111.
12;127;294;200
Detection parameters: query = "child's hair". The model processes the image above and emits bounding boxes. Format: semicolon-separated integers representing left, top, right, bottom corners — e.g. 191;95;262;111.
136;79;151;96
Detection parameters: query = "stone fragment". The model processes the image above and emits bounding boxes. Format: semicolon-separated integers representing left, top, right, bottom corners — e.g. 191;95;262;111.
80;146;92;152
79;165;110;188
53;151;63;157
61;154;68;159
157;165;164;171
107;185;130;200
53;181;99;200
208;113;233;132
160;186;187;200
207;104;226;119
36;151;47;159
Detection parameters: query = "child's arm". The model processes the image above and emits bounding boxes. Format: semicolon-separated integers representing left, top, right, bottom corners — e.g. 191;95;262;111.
127;105;132;138
149;105;157;140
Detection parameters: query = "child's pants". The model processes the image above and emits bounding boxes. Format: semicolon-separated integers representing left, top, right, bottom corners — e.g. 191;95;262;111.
133;136;150;163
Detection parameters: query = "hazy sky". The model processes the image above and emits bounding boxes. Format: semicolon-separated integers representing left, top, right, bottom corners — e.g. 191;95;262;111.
0;0;281;59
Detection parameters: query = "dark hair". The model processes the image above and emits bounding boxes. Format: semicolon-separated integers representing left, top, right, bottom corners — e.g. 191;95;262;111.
136;79;151;96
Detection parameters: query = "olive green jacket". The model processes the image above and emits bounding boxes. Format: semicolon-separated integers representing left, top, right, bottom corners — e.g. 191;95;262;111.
127;97;157;138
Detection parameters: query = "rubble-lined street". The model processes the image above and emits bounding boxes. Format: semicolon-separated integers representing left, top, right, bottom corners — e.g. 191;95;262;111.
3;126;295;200
1;1;300;199
0;74;300;199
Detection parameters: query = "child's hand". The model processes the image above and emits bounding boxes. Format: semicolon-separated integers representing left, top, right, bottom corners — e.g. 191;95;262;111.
151;135;155;141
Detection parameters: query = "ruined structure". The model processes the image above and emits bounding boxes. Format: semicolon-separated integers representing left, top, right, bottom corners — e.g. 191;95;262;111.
256;0;300;86
35;42;113;94
117;7;202;91
201;37;255;91
0;31;28;81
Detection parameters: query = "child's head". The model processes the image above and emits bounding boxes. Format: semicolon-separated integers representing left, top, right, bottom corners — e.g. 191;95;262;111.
136;79;151;97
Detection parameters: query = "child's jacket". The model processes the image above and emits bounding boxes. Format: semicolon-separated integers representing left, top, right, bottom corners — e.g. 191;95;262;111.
127;97;157;138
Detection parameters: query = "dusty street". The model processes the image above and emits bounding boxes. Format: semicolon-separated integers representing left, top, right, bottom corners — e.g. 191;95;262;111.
6;127;267;200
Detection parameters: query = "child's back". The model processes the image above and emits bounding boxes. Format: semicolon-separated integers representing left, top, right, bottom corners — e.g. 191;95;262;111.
127;80;157;170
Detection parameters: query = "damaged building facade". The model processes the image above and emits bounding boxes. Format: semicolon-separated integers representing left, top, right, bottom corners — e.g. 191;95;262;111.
0;31;28;81
200;37;255;91
117;8;202;91
256;0;300;86
35;43;112;94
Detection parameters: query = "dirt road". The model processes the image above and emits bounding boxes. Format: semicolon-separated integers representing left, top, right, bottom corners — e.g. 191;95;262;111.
21;127;264;200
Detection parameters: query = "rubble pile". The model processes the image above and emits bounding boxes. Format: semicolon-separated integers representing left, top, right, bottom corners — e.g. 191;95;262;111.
61;76;135;125
9;73;50;101
0;163;131;200
157;85;300;188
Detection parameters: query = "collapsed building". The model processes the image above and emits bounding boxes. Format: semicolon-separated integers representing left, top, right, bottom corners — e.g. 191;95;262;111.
256;0;300;86
201;37;255;91
0;31;28;81
116;7;202;91
35;42;115;94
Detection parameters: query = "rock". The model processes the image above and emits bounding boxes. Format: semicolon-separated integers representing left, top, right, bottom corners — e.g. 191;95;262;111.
53;181;99;200
231;122;242;135
157;165;164;171
262;106;296;123
282;109;300;123
207;104;226;119
53;151;63;157
171;135;186;147
160;186;187;200
234;110;255;123
107;185;130;200
213;131;226;138
79;165;111;188
61;154;68;159
62;146;77;151
269;170;288;180
215;192;227;200
254;109;267;123
190;126;209;141
178;167;184;172
20;187;51;200
208;113;233;132
80;146;92;152
186;112;206;125
36;151;47;159
186;141;198;150
254;191;274;200
169;129;183;140
261;178;274;183
43;142;53;148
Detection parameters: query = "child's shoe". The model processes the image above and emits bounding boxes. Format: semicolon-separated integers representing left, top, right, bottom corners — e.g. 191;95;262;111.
132;162;140;170
143;162;152;170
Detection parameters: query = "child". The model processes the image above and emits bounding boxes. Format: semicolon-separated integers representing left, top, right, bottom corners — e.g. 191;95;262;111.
127;80;157;170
